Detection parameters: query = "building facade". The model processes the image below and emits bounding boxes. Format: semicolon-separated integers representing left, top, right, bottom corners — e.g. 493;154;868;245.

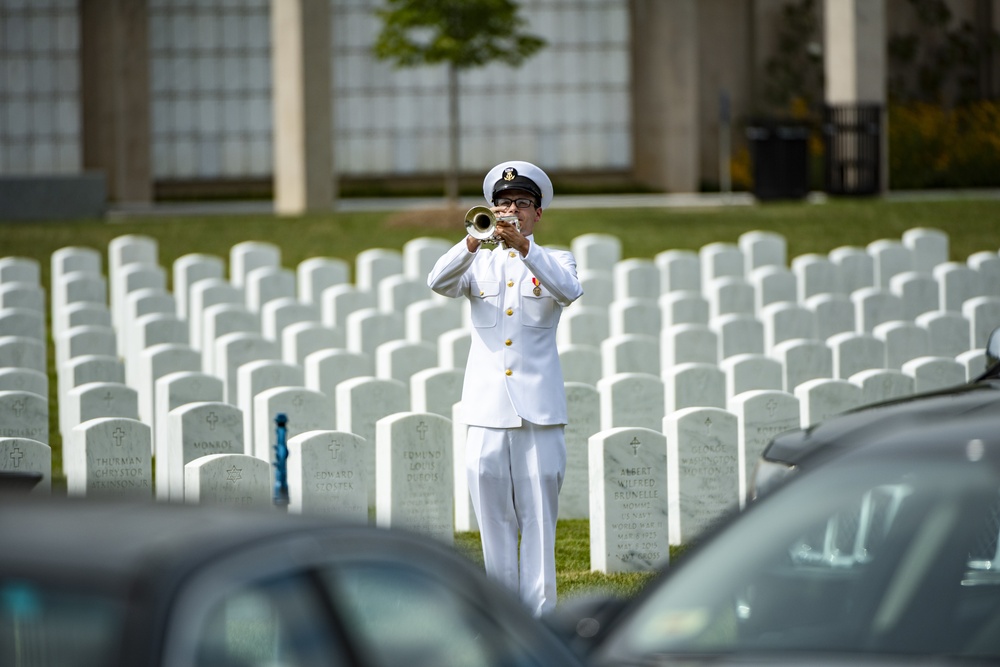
1;0;998;208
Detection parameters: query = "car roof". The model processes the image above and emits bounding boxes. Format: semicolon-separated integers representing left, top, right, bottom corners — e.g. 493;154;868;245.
765;378;1000;467
0;496;374;590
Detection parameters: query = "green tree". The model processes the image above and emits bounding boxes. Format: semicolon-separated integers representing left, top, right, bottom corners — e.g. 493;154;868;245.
373;0;546;202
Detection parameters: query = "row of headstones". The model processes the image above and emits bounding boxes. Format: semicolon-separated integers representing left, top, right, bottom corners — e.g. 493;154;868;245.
1;238;463;464
560;313;995;391
3;229;996;484
30;231;999;414
4;226;998;455
571;228;1000;306
0;384;811;573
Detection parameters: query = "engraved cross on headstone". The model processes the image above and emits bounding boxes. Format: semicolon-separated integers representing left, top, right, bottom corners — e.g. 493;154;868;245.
12;399;24;417
704;417;713;434
766;398;778;417
327;437;342;459
630;437;641;455
416;421;428;440
102;391;115;410
206;411;219;431
112;427;126;447
9;447;24;468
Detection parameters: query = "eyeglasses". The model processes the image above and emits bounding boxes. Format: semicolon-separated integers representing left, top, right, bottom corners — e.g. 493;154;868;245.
494;197;537;209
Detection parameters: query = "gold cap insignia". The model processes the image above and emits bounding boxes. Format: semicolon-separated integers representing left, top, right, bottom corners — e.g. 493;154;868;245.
502;167;517;181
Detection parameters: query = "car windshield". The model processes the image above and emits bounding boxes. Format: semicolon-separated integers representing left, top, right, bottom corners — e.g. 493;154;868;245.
598;452;1000;661
0;579;125;666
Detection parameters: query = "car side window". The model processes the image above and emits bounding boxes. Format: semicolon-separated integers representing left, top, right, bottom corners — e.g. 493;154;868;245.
320;561;539;667
192;573;348;667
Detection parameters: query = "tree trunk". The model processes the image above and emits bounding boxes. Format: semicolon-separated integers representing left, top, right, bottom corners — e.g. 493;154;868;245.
446;63;460;203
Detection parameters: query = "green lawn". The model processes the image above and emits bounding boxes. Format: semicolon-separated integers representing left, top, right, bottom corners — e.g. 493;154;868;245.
4;194;999;601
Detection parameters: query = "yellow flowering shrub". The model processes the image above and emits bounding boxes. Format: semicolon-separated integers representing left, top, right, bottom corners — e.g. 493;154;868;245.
889;101;1000;188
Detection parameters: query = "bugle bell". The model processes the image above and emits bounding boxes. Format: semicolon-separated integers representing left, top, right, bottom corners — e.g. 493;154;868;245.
464;206;519;246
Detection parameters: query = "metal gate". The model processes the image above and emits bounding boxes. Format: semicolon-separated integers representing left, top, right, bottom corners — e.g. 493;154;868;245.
823;104;882;196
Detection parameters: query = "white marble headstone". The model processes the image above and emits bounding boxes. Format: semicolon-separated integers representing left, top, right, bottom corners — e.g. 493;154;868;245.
410;367;463;418
66;417;151;499
303;348;373;413
728;390;799;504
589;426;669;573
252;386;333;464
572;233;621;273
355;248;403;293
287;429;368;520
827;332;885;380
375;412;454;544
597;372;665;433
601;334;659;377
374;339;437;385
901;356;966;393
559;344;602;386
335;376;409;506
0;390;48;444
561;382;599;520
184;453;271;509
296;257;350;304
849;368;915;404
62;382;139;444
167;401;244;501
154;371;225;501
795;378;862;428
665;407;739;545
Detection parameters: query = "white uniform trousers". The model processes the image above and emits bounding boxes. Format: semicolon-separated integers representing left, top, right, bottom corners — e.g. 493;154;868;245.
466;421;566;617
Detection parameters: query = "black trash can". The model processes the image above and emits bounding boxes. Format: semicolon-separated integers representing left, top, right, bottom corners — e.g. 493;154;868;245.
823;103;882;196
745;121;810;201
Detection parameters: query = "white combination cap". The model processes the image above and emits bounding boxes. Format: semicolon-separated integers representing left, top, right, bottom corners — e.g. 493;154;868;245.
483;161;553;210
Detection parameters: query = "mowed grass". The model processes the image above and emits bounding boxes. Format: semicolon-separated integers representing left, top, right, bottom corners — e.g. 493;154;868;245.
3;194;999;600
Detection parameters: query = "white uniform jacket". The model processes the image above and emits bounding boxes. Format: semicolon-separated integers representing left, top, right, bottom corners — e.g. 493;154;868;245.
427;236;583;428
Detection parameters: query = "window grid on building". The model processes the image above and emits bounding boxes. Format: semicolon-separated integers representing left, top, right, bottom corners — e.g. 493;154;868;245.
2;0;631;182
0;0;81;175
149;0;272;180
332;0;631;177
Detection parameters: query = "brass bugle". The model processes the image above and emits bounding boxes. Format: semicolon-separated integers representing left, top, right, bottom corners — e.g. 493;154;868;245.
464;205;519;245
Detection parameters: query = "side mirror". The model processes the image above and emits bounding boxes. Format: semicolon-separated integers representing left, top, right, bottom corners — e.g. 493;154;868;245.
986;326;1000;373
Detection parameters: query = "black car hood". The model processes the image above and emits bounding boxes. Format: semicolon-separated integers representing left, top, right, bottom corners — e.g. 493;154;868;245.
764;379;1000;467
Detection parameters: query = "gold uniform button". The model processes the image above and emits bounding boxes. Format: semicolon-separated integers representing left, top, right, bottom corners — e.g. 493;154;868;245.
505;339;512;346
505;369;513;376
507;280;514;287
509;251;516;258
479;290;484;296
506;308;513;316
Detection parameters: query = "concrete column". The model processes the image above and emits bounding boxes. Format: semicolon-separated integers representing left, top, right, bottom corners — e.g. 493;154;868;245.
271;0;334;216
824;0;887;191
80;0;152;205
630;0;699;193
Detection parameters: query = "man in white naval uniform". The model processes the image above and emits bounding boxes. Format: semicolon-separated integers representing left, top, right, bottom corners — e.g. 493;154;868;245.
427;161;583;616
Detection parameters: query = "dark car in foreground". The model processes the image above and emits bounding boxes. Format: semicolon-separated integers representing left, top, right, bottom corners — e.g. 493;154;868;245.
0;496;583;667
553;329;1000;666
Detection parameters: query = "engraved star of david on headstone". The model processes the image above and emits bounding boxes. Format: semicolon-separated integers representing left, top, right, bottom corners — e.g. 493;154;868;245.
226;465;242;483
